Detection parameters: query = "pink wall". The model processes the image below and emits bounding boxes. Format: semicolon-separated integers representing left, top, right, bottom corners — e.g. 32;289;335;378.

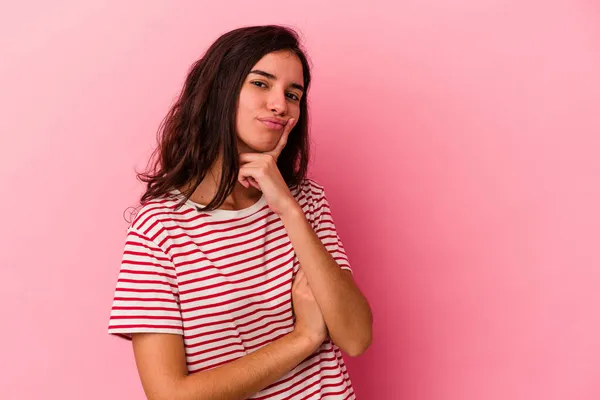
1;1;599;399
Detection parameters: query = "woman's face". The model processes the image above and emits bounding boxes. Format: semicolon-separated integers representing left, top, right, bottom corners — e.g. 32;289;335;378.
236;50;304;153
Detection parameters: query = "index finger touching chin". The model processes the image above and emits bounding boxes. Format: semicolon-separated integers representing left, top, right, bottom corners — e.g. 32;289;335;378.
273;118;295;154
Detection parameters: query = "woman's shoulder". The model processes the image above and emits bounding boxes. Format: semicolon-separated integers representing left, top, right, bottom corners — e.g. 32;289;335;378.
293;177;324;195
126;193;187;234
292;178;328;206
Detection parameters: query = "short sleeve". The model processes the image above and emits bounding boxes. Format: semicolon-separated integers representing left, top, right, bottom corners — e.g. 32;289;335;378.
314;190;353;274
107;227;183;340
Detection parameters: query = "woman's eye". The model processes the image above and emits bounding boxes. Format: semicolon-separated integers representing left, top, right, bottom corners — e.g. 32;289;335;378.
251;81;299;101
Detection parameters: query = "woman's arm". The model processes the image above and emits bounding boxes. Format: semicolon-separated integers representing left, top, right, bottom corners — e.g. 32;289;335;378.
279;205;373;357
132;330;321;400
236;140;372;357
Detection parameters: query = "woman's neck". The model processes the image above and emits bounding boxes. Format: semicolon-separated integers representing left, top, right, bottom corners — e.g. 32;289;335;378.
181;158;262;210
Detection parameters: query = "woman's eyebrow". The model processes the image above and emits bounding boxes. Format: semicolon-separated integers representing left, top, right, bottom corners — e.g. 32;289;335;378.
249;69;305;92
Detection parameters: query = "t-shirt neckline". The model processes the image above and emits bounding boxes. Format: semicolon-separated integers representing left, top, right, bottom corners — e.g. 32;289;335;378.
169;188;268;219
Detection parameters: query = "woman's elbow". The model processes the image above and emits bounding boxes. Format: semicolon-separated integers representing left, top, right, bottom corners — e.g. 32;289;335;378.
346;334;372;357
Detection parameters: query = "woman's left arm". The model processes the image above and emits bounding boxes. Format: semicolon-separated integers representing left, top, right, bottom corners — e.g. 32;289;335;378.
237;120;372;357
279;204;373;357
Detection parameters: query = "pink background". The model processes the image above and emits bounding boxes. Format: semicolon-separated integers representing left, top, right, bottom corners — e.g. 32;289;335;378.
1;1;599;399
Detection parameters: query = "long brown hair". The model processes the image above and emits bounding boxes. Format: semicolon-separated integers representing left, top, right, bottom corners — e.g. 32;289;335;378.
133;25;312;216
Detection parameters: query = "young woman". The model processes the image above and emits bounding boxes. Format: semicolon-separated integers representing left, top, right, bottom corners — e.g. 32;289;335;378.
108;25;372;400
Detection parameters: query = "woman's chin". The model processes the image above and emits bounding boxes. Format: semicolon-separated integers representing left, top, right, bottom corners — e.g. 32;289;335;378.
244;138;280;153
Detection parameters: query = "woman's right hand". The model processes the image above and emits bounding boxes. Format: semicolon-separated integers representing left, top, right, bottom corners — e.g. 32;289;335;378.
291;267;328;348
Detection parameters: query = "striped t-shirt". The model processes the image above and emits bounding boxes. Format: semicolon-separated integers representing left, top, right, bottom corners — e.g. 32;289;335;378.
108;178;356;399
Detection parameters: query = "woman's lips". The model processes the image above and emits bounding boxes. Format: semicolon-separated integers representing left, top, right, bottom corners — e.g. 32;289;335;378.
259;120;284;130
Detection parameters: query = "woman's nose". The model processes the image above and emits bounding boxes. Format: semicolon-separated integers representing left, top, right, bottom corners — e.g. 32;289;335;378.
267;91;287;115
